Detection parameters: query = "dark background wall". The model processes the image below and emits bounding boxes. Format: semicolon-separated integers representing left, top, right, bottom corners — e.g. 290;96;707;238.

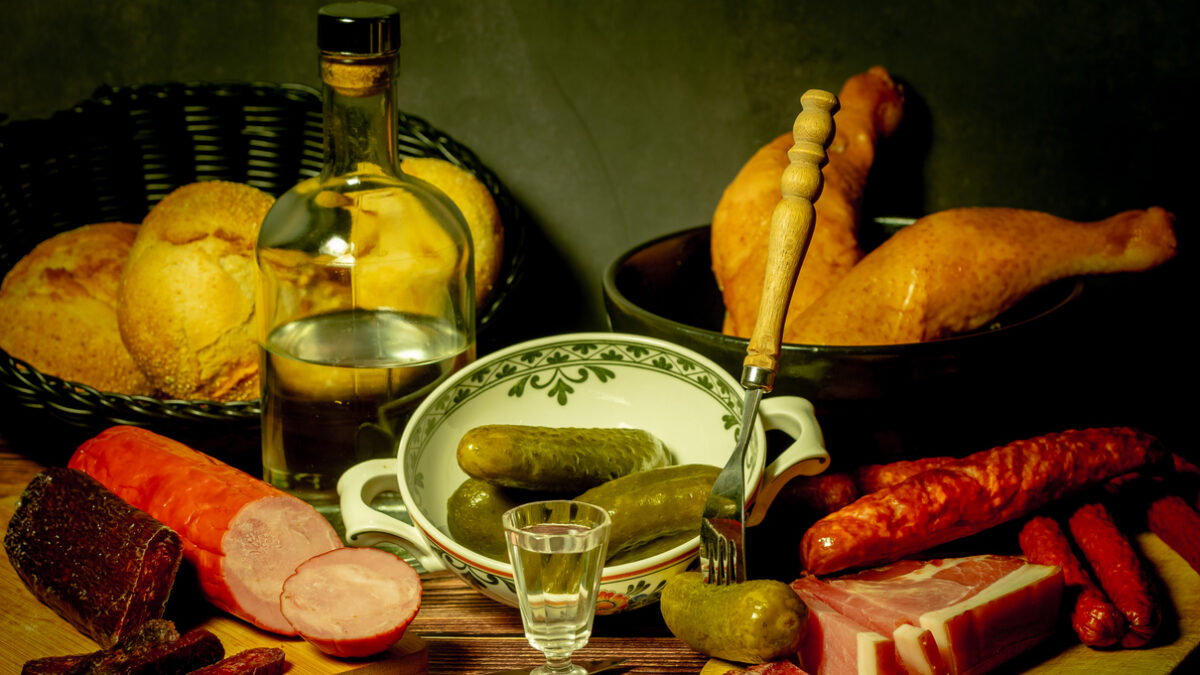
2;0;1196;448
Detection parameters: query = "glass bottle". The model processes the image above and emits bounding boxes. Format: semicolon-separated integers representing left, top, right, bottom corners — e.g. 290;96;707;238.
256;1;475;509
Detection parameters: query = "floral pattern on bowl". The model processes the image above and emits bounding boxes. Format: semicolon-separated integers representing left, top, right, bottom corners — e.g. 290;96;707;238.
338;332;830;612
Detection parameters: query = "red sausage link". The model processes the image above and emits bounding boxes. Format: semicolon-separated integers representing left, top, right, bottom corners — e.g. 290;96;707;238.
851;456;956;494
1146;494;1200;575
1069;502;1161;648
801;427;1164;575
68;426;342;635
780;473;859;516
1018;516;1125;647
1073;588;1129;649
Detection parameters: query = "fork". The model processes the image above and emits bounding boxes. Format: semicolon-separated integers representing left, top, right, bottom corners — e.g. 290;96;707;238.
698;89;838;585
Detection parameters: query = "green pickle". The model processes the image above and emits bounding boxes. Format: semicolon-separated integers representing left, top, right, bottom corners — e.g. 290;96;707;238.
660;571;808;664
575;464;720;559
456;425;671;492
606;530;697;566
446;478;550;560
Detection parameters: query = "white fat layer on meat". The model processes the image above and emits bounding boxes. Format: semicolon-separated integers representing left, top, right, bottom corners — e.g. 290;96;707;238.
893;623;942;675
858;630;891;675
918;563;1060;674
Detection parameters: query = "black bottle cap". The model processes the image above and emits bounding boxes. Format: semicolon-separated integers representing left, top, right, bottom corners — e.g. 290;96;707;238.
318;2;400;55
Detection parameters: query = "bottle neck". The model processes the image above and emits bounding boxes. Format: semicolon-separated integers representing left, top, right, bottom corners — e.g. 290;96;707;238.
319;53;400;178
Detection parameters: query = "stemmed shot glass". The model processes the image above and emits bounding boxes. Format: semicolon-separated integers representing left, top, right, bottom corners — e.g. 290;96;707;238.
503;500;612;675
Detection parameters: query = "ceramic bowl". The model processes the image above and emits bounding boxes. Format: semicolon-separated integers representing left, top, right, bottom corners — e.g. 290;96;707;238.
603;225;1085;461
338;332;830;613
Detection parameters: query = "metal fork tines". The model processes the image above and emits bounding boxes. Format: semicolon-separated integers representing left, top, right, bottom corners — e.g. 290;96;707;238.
699;388;759;585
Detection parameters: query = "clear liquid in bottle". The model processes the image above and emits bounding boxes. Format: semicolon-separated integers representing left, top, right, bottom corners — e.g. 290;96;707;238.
255;3;475;509
261;309;473;504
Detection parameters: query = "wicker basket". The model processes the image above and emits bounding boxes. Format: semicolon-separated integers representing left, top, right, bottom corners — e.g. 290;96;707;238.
0;81;525;440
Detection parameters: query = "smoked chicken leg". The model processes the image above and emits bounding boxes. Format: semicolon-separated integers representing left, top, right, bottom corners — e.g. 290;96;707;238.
711;65;905;337
787;206;1177;346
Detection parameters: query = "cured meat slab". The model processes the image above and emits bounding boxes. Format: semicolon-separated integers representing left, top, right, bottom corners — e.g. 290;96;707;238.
3;467;182;648
792;556;1063;675
797;592;898;675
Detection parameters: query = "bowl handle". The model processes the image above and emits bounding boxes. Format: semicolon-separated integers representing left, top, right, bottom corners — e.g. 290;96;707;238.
747;395;831;526
337;458;446;572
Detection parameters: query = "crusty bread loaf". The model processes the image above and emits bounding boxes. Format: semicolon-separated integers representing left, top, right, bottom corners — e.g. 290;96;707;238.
400;156;505;307
118;181;274;401
0;222;154;395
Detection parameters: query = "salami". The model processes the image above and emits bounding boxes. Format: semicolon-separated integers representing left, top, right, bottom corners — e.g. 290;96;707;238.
4;468;182;648
67;426;342;635
1069;502;1161;648
1018;516;1125;647
800;427;1165;575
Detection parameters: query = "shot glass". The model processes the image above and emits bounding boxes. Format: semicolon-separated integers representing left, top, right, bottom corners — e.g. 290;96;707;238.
503;500;612;675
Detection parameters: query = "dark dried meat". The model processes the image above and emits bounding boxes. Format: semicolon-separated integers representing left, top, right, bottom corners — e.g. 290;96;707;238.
20;620;180;675
4;468;183;648
186;648;286;675
70;627;223;674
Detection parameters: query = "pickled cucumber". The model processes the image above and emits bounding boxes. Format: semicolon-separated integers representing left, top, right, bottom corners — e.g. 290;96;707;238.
607;530;697;566
456;425;671;492
446;478;549;560
660;571;808;664
575;464;719;558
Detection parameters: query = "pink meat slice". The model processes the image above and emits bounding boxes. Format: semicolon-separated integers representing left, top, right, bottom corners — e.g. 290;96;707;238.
280;547;422;658
793;588;898;675
794;556;1062;675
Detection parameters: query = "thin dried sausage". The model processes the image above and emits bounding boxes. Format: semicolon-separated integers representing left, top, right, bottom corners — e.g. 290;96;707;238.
1069;502;1161;648
187;647;286;675
1146;494;1200;575
21;623;221;675
1018;515;1125;647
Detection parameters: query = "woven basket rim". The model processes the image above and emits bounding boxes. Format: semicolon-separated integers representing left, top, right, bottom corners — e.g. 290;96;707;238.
0;80;527;431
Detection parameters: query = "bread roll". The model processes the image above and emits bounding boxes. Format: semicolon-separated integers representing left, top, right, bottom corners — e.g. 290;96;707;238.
400;156;504;307
711;66;905;339
118;181;274;401
0;222;153;395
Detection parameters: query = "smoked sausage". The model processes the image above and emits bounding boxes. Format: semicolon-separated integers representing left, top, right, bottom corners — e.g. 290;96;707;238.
800;427;1165;575
851;456;956;494
68;426;342;635
1018;515;1125;647
1146;494;1200;575
1069;502;1161;648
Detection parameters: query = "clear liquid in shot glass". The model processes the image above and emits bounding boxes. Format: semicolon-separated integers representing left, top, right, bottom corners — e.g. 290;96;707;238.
510;522;607;655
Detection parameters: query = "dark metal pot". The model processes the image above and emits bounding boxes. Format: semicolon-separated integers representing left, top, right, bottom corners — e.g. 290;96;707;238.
603;224;1084;464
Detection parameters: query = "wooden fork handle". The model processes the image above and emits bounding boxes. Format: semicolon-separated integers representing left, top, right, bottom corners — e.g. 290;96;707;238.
743;89;838;389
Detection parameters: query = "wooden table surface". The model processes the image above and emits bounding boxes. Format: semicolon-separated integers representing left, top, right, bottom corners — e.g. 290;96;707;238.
1;426;1198;675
